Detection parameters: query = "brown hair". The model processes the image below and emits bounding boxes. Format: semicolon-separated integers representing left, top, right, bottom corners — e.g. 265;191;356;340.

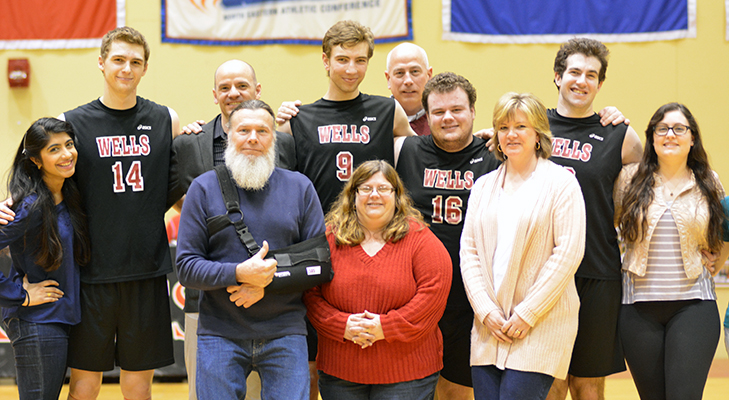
553;38;609;84
422;72;477;113
326;160;424;246
100;26;150;64
322;20;374;59
492;92;553;161
617;103;724;252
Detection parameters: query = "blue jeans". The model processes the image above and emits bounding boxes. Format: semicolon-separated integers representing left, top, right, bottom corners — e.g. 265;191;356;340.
318;370;439;400
472;365;554;400
196;334;309;400
3;318;70;400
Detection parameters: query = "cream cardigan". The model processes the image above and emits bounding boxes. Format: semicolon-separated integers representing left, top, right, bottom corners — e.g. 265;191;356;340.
460;158;586;379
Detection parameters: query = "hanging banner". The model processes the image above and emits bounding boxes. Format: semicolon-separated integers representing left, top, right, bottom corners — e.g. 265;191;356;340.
0;0;124;50
443;0;695;44
162;0;411;46
726;0;729;40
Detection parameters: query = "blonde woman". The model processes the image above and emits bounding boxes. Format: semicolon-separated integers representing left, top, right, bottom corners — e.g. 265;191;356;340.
461;93;585;400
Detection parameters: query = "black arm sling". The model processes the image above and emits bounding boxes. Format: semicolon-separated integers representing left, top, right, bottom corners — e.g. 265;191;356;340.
205;165;332;294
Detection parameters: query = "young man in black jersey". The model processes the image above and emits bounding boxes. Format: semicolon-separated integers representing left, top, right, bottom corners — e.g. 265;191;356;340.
59;27;181;400
395;72;500;400
545;38;643;400
277;20;416;213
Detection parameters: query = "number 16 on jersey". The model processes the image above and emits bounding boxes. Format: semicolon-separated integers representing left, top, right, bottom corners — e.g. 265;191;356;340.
431;195;463;225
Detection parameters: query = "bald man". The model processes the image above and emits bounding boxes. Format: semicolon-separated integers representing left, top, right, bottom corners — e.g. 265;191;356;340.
175;59;295;188
385;43;433;136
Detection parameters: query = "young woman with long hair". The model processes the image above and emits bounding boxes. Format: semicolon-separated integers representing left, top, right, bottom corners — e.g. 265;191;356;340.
0;117;90;400
615;103;724;400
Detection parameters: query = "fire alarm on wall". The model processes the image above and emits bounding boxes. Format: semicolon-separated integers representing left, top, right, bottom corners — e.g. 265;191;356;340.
8;59;30;88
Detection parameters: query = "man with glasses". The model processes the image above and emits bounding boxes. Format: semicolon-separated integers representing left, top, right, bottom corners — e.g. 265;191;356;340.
546;38;643;400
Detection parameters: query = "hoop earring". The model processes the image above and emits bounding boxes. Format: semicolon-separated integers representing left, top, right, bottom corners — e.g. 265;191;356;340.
535;141;541;151
497;144;503;153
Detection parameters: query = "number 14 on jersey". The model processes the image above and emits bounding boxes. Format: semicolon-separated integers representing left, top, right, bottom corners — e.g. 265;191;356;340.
112;161;144;193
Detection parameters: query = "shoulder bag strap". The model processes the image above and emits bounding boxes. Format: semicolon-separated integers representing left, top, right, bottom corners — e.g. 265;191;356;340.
205;165;261;256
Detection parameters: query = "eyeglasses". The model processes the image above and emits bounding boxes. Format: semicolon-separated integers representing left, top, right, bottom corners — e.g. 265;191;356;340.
654;124;690;136
357;185;395;195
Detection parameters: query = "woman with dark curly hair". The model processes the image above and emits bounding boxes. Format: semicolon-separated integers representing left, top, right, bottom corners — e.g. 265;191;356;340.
0;117;90;400
615;103;724;400
304;160;451;400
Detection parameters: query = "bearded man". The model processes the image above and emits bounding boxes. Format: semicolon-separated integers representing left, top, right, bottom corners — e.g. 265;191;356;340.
176;100;325;400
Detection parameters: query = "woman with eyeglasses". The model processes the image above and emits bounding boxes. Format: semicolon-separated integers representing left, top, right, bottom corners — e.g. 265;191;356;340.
303;160;451;399
615;103;724;400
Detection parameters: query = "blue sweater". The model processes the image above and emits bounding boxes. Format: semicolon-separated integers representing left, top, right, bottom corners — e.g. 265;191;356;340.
0;195;81;325
176;167;325;339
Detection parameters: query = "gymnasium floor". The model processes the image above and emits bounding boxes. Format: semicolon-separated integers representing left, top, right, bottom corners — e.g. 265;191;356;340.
0;360;727;399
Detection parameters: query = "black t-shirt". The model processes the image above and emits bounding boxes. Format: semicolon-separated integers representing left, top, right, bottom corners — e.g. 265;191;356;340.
397;135;500;309
548;109;627;280
65;97;173;283
290;93;396;213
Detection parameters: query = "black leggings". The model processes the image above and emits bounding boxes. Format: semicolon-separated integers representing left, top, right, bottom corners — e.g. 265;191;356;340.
619;300;720;400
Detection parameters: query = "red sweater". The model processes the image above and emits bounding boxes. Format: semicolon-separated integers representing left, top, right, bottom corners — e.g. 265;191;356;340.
304;222;452;384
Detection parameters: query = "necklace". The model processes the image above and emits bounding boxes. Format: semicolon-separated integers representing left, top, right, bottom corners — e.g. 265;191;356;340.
665;182;679;197
660;172;688;198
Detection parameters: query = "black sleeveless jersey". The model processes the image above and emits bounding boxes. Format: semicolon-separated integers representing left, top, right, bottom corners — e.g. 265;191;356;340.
397;135;500;309
548;109;627;280
290;93;396;213
65;97;173;283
